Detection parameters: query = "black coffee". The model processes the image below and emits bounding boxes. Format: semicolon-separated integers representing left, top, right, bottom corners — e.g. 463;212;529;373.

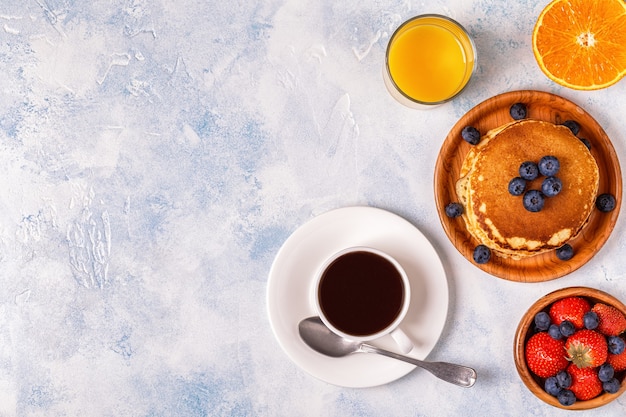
318;251;405;337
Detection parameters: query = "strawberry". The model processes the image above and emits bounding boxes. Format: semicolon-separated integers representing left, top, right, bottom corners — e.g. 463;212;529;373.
565;329;608;368
549;296;591;329
568;363;603;401
591;302;626;336
525;332;569;378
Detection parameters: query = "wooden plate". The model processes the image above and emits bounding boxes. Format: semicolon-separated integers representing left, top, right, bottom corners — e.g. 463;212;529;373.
434;90;622;282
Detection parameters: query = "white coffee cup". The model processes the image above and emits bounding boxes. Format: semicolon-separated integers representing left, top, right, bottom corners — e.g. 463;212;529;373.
312;247;413;353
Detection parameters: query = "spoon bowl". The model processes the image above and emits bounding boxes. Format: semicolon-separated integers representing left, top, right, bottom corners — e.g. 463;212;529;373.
298;317;477;387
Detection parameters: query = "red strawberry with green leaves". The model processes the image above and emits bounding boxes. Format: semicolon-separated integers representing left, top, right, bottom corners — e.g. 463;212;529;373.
525;332;569;378
565;329;608;368
568;363;603;401
549;296;591;329
591;302;626;336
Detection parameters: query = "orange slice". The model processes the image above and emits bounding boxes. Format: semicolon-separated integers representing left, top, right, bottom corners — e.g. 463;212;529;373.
532;0;626;90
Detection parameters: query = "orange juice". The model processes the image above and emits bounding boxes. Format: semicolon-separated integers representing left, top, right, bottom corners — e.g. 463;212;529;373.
385;15;476;106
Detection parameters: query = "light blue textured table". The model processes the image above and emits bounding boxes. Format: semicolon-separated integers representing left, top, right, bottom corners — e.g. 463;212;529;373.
1;1;625;416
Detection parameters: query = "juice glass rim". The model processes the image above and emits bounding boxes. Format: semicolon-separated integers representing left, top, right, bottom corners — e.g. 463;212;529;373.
385;14;477;106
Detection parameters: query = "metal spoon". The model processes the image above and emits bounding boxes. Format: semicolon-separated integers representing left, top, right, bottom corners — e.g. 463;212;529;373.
298;317;477;388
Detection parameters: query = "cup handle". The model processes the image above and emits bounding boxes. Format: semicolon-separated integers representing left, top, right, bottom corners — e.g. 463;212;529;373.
390;327;413;354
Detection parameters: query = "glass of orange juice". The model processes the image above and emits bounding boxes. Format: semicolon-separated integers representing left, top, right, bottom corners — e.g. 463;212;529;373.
383;15;477;108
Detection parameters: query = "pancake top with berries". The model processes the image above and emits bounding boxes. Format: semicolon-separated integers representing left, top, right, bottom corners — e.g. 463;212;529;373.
456;119;599;259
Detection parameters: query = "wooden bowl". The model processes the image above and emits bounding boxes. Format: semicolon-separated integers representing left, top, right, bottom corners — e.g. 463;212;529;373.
514;287;626;410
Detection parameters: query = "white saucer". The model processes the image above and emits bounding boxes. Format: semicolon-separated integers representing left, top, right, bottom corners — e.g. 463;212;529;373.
266;206;449;387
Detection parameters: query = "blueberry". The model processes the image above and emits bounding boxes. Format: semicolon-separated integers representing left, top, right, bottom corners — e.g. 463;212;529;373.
557;389;576;406
596;193;616;212
598;363;615;382
545;376;562;396
579;137;591;150
519;161;539;181
559;320;576;337
541;176;562;197
445;202;464;218
534;311;551;331
508;177;527;196
562;120;581;135
556;244;574;261
510;102;527;120
548;324;563;340
538;155;560;176
607;336;625;355
603;378;621;394
473;245;491;264
556;370;572;389
461;126;480;145
583;311;599;330
523;190;545;212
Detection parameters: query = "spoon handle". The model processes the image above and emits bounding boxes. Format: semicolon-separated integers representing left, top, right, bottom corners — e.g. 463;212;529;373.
360;344;477;388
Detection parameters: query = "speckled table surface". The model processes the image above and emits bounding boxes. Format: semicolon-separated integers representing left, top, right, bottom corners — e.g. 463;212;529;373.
1;0;625;416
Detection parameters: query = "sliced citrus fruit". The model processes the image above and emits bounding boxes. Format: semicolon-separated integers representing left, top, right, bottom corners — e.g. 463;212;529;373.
532;0;626;90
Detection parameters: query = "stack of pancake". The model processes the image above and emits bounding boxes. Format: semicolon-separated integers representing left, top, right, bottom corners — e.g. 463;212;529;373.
456;119;599;259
